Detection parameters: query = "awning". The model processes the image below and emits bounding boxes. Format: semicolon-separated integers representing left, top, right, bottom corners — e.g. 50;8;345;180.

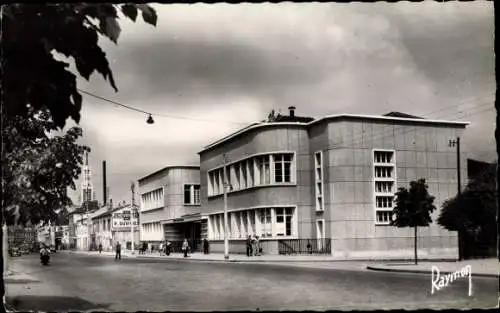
161;213;205;224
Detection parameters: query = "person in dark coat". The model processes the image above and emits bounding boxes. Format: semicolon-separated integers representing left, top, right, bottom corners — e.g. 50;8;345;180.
98;243;102;254
115;242;121;260
246;235;253;257
203;238;210;254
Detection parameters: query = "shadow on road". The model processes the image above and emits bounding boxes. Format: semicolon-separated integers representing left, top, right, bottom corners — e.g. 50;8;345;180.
4;279;41;284
7;295;112;311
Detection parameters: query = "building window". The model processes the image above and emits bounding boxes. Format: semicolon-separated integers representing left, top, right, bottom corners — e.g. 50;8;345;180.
373;150;396;225
207;152;296;197
314;151;324;211
141;188;164;212
259;208;272;237
184;184;201;205
273;154;293;183
257;156;271;185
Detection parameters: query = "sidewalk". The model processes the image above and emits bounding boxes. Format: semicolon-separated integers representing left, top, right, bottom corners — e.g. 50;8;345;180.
61;249;458;262
62;249;353;262
367;258;499;278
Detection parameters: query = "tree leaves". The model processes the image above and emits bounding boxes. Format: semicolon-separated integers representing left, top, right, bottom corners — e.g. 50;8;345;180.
438;164;497;241
391;178;436;228
137;4;158;26
100;16;122;44
2;3;157;225
121;4;138;22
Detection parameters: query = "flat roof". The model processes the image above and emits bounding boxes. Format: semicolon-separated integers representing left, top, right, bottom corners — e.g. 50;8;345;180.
199;113;470;154
138;165;200;183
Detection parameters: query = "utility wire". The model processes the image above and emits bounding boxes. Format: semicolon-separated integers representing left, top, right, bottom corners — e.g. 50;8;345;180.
77;88;251;125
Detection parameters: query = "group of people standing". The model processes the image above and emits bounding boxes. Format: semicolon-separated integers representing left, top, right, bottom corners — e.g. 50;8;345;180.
246;235;262;257
109;238;212;260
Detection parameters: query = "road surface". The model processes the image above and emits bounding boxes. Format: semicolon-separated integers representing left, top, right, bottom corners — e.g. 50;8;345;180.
5;253;498;311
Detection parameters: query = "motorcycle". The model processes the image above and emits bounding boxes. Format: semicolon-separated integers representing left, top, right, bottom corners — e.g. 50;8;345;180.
40;249;50;265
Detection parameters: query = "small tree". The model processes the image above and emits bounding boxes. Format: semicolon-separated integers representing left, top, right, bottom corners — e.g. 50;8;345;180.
391;179;436;265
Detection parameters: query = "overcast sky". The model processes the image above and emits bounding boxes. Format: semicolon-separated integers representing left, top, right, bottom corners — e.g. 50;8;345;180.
64;2;495;206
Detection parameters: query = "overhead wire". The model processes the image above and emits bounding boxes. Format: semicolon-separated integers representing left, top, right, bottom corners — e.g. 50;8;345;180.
77;88;252;126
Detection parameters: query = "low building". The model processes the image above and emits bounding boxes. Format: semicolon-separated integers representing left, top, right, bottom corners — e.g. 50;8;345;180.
138;166;200;250
91;203;139;251
198;107;469;259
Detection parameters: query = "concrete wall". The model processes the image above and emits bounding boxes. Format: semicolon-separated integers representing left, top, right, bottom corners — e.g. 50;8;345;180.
323;119;466;258
200;125;314;237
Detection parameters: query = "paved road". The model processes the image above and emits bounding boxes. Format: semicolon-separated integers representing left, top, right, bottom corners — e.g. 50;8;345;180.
6;253;498;311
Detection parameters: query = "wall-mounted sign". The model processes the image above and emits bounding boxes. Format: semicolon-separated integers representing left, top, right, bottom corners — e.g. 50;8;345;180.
112;209;139;229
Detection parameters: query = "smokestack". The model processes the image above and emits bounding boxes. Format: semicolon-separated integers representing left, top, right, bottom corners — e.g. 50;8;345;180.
102;161;107;205
288;106;296;118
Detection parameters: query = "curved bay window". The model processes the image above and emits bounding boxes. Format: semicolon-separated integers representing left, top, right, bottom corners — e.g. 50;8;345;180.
207;152;296;197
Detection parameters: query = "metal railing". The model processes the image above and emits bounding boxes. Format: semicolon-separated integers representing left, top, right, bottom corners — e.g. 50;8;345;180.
278;238;331;255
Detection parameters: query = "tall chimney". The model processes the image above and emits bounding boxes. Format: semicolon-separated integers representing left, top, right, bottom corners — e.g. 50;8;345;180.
288;106;296;118
102;161;107;205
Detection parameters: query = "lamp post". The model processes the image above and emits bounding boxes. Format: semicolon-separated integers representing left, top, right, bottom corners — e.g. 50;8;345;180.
223;154;229;260
131;182;136;254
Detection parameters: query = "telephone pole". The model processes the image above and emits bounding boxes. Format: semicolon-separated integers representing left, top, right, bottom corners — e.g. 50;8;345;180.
449;137;462;260
223;154;229;260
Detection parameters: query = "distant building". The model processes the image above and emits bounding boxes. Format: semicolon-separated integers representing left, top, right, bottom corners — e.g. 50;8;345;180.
91;203;139;251
8;225;36;250
69;201;100;251
198;107;469;258
137;166;201;249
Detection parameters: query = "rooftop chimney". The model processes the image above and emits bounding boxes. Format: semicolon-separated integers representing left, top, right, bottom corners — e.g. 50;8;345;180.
288;106;296;118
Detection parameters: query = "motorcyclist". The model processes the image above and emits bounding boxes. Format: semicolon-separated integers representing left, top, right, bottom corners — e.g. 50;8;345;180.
40;245;50;263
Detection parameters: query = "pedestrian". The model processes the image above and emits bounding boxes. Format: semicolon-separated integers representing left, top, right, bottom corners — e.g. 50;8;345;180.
252;235;258;256
165;240;171;256
203;238;210;255
148;242;152;254
246;235;253;257
159;242;164;256
98;243;102;254
115;242;121;260
182;238;189;258
142;242;147;255
255;235;261;256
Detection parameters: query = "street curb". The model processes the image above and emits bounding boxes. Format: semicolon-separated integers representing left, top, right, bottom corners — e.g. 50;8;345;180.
61;250;460;263
366;266;500;278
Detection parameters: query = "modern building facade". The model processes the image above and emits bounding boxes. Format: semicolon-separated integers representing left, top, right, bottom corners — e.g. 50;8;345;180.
198;108;468;258
138;166;201;248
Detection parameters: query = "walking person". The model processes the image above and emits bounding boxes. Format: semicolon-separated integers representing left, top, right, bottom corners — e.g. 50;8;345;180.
203;238;210;255
159;242;164;256
115;242;121;260
252;235;258;256
98;243;102;254
255;235;261;256
165;240;171;256
246;235;253;257
182;238;189;258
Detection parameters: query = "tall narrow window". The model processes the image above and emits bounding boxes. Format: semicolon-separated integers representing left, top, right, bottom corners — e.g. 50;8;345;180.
184;184;201;205
259;208;272;237
273;154;293;183
315;151;324;211
259;156;270;185
373;150;396;225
